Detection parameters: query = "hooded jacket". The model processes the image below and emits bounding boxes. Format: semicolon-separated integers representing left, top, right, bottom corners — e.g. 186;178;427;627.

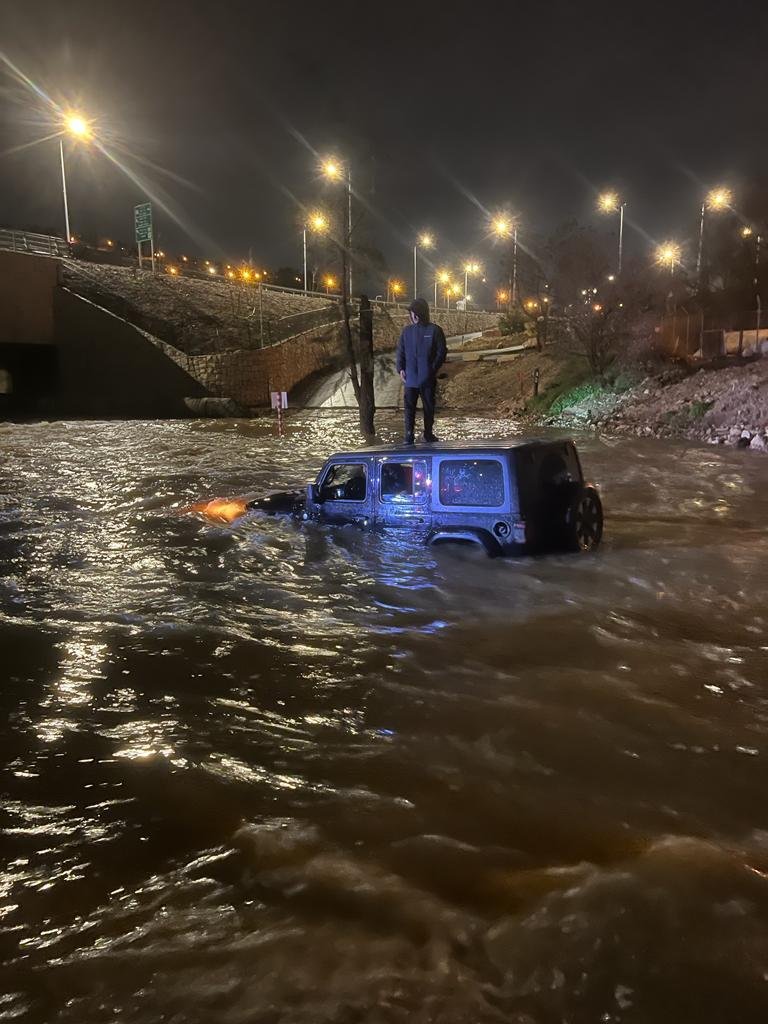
396;307;448;388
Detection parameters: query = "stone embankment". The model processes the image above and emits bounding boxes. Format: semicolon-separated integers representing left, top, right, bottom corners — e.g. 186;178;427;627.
62;262;334;354
62;262;499;357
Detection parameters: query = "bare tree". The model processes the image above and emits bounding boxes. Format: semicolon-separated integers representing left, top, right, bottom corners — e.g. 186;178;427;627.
336;248;376;437
564;302;627;377
561;271;659;376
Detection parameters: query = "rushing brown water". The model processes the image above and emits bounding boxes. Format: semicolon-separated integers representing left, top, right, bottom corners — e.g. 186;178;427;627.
2;415;768;1023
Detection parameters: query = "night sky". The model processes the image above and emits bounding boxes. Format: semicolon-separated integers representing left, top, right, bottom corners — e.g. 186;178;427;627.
1;0;766;281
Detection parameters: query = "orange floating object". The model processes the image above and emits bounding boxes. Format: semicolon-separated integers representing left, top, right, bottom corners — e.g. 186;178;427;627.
188;497;249;524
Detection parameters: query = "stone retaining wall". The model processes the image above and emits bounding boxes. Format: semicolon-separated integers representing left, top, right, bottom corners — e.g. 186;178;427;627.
177;326;347;406
174;309;500;408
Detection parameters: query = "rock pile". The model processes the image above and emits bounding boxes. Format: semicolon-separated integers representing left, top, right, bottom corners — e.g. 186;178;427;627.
576;360;768;453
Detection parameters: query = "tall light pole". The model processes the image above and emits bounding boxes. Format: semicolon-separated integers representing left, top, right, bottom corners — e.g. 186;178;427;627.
387;279;404;304
743;226;762;336
742;225;762;288
321;158;353;296
445;283;460;311
491;216;518;307
59;112;93;242
463;261;480;305
696;186;732;279
598;191;626;275
655;241;682;275
435;269;450;309
413;232;433;298
302;211;328;293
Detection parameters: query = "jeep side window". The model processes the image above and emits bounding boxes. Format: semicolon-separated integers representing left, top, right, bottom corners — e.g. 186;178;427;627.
380;460;428;503
438;459;505;507
320;463;367;502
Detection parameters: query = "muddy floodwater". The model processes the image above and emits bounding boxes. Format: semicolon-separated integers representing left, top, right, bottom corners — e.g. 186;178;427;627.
2;415;768;1023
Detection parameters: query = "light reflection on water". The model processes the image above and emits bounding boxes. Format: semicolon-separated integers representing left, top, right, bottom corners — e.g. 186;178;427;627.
2;414;768;1022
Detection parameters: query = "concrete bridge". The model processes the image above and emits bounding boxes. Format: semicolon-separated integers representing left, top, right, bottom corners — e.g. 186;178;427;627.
0;249;500;417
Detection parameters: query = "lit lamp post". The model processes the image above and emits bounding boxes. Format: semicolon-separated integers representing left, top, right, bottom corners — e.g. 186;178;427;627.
413;232;433;298
741;225;761;286
696;186;732;279
655;241;681;275
491;216;518;306
598;191;626;275
387;279;404;304
323;274;337;295
321;157;353;296
59;111;93;243
303;211;328;293
463;261;481;306
436;269;451;309
742;226;763;335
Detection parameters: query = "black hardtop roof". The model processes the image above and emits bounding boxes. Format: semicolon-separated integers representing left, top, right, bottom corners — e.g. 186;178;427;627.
325;438;573;461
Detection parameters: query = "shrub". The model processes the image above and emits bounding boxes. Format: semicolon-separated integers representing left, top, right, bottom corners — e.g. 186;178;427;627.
498;309;527;335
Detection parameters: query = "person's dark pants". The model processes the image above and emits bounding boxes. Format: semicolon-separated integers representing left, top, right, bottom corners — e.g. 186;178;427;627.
403;379;436;440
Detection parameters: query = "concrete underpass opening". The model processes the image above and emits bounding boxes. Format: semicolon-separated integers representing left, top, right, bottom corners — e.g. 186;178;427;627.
0;344;58;414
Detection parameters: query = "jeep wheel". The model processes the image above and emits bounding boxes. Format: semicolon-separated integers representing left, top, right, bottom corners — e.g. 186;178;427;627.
565;486;603;552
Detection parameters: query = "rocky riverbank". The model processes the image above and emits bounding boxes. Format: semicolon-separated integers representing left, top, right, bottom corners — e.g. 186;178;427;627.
558;358;768;452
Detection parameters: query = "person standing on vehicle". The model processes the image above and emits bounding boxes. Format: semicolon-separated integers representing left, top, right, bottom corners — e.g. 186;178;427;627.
396;298;448;444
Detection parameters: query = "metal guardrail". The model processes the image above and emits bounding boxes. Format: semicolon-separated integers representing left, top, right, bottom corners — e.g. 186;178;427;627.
0;229;70;258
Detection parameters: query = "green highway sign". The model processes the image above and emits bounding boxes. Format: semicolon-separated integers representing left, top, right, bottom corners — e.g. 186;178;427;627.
134;202;153;243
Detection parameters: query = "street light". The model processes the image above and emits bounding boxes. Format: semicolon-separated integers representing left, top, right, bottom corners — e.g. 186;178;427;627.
490;215;518;306
463;261;481;305
444;282;459;311
387;279;404;303
321;156;353;296
696;186;733;278
59;110;94;243
741;226;763;308
496;289;509;310
435;269;451;309
302;210;328;292
323;274;337;294
598;191;626;275
413;232;434;298
655;241;681;274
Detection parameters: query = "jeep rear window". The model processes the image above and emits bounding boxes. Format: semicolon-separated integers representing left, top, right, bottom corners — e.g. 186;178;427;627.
438;459;505;507
380;460;428;502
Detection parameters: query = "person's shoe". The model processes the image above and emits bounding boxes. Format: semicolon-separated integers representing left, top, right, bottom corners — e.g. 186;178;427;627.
403;434;415;445
423;433;439;443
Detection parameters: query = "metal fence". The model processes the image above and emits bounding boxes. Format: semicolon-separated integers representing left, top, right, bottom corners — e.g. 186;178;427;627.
0;229;70;258
658;307;768;361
